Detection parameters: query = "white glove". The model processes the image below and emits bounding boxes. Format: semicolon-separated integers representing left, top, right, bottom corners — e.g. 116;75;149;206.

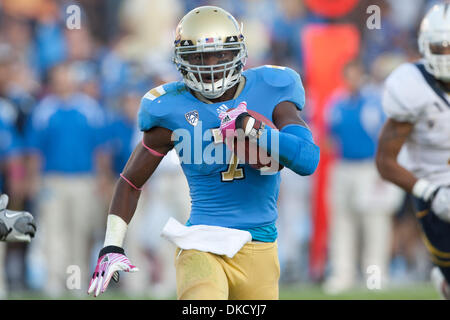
0;194;36;242
413;179;450;222
431;188;450;223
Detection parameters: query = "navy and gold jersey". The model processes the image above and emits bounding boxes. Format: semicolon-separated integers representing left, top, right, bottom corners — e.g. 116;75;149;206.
138;65;305;240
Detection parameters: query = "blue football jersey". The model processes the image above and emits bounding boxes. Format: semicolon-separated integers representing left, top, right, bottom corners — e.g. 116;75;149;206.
138;65;305;240
26;93;106;174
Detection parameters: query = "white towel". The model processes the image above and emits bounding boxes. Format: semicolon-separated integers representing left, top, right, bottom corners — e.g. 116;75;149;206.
160;217;252;258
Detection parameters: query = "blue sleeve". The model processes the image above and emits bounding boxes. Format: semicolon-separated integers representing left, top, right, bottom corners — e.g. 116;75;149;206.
258;124;320;176
137;97;160;132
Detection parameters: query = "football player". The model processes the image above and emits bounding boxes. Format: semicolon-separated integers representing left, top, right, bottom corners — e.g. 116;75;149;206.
88;6;319;299
376;3;450;299
0;114;35;242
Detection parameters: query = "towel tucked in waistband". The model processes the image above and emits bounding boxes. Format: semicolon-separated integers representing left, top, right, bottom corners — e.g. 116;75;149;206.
160;217;252;258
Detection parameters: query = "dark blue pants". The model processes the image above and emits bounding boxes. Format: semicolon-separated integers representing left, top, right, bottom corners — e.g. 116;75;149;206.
414;197;450;283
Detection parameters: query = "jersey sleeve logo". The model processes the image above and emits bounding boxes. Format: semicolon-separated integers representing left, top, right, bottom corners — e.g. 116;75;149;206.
143;85;166;101
185;110;199;126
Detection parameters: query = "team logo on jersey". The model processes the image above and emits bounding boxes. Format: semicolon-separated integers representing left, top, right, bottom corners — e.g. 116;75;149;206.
185;110;199;126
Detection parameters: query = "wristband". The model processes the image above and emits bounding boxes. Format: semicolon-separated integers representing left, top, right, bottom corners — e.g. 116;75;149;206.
98;245;125;258
103;214;128;248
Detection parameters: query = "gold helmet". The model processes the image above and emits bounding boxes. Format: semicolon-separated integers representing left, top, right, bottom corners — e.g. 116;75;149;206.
173;6;248;99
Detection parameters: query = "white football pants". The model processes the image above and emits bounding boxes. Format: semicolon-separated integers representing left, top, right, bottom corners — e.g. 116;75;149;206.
326;160;402;289
28;175;104;297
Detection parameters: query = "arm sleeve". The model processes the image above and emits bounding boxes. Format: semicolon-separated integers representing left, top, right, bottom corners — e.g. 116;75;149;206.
258;124;320;176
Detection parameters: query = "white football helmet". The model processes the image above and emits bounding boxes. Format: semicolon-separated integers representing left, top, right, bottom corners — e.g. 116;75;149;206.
418;3;450;81
173;6;248;99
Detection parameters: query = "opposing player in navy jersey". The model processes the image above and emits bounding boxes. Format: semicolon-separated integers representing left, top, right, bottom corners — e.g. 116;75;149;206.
88;6;319;299
376;4;450;299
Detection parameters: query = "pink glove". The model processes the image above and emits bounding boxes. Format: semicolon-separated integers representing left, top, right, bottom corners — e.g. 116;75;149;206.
88;249;138;297
218;101;249;139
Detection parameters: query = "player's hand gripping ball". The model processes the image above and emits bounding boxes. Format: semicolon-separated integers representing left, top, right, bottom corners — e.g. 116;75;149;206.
219;102;283;172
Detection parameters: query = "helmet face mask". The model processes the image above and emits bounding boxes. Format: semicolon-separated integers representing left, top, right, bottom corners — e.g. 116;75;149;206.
419;4;450;81
173;6;248;99
419;34;450;81
429;41;450;55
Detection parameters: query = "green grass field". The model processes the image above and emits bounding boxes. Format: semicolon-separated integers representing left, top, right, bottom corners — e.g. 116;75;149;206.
278;283;440;300
7;283;440;300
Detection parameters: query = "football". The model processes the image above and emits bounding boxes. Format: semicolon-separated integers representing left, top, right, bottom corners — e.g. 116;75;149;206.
225;108;284;173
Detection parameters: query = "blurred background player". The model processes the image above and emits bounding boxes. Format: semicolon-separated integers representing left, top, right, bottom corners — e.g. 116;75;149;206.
0;100;34;298
323;59;402;294
25;62;109;297
376;3;450;299
277;168;312;284
0;30;36;298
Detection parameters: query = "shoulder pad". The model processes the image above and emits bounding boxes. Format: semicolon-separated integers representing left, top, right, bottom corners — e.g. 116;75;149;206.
138;82;181;131
254;65;305;111
142;84;168;102
382;62;428;122
259;65;301;88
